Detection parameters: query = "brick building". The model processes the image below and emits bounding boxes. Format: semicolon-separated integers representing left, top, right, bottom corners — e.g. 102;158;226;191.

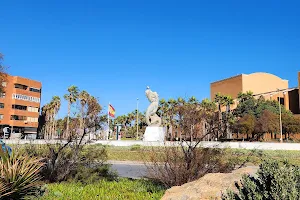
210;72;300;114
0;74;41;138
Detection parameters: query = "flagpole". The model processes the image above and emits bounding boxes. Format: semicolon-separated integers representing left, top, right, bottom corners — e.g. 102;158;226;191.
107;102;110;140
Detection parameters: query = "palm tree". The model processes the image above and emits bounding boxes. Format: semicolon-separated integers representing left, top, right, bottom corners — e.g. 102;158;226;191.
78;90;90;131
237;91;254;103
159;99;168;126
188;96;198;104
41;103;51;139
201;98;217;113
223;95;234;111
200;98;217;140
214;93;226;112
223;95;234;139
214;93;234;139
214;93;226;139
177;97;186;105
127;112;135;127
168;98;177;140
48;101;55;139
64;85;79;138
114;115;128;138
51;96;61;138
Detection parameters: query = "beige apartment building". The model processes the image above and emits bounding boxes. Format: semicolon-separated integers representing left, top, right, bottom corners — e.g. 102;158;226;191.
0;74;42;138
210;72;300;114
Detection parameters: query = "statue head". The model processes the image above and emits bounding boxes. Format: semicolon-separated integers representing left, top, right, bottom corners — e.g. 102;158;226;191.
145;87;159;103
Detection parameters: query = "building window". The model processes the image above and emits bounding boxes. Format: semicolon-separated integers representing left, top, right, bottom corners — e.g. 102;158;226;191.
10;115;27;121
0;93;6;98
28;106;39;112
0;114;3;120
29;87;41;93
27;117;38;122
14;84;28;90
12;104;27;110
2;82;7;87
277;97;284;105
0;103;4;109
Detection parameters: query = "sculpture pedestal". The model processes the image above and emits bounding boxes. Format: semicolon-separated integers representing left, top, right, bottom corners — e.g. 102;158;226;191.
143;127;165;142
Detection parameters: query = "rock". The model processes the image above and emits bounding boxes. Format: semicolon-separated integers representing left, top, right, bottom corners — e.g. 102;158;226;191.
161;166;258;200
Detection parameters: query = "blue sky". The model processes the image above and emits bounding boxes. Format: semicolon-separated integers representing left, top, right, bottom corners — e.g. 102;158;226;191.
0;0;299;117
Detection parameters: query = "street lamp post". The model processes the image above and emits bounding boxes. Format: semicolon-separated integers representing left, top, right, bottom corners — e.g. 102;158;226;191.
136;98;139;140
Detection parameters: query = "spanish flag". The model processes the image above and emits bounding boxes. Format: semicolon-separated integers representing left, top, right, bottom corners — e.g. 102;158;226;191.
109;104;115;118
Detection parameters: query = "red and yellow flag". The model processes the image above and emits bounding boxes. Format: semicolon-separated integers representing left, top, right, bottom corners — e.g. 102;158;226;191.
109;104;115;118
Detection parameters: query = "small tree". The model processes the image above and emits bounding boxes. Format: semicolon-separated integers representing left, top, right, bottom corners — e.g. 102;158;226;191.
41;94;105;183
282;113;300;140
234;114;255;140
255;110;279;140
145;98;235;187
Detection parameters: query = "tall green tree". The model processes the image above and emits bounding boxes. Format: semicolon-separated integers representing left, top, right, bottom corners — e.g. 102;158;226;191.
51;96;61;138
223;95;234;139
214;93;234;139
41;103;51;139
158;98;168;127
168;98;178;139
64;85;79;138
200;98;217;140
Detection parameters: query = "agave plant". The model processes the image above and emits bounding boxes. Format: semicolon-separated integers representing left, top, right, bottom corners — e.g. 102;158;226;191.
0;148;44;199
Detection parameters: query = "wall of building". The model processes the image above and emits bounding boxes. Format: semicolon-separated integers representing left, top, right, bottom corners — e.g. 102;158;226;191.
288;89;299;114
242;72;288;95
210;75;243;100
0;74;41;134
298;72;300;112
210;72;294;112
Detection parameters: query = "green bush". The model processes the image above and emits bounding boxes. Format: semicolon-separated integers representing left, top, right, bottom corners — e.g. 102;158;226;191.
223;159;300;200
68;164;118;184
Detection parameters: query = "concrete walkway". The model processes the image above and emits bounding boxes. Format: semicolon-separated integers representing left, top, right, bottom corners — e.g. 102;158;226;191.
108;160;148;179
107;160;259;179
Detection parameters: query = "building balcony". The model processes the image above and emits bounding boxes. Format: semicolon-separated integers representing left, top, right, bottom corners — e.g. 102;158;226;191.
12;88;41;98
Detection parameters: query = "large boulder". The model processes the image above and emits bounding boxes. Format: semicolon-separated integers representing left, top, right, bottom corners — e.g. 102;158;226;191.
161;166;258;200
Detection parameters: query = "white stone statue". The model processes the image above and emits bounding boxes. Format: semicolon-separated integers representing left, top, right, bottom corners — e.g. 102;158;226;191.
145;86;162;127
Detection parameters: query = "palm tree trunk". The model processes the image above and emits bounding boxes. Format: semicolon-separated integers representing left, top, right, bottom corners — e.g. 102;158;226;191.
66;102;71;139
51;111;54;139
47;115;50;139
80;105;84;134
54;112;58;138
53;110;57;139
218;104;221;140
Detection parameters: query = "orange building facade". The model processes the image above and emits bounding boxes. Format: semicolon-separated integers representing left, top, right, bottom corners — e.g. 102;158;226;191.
210;72;300;114
0;74;41;138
